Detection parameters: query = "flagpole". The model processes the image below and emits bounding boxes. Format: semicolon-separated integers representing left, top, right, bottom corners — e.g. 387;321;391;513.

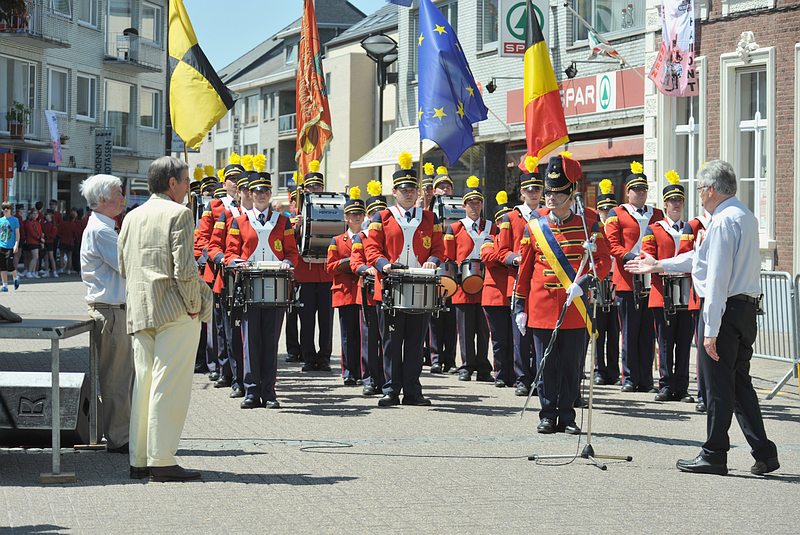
418;140;423;185
164;5;172;156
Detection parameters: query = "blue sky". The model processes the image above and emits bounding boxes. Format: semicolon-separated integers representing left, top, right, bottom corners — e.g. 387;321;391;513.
184;0;391;70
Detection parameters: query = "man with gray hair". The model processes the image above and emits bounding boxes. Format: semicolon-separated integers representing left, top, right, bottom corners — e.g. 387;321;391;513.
626;160;779;476
79;174;132;454
118;156;212;482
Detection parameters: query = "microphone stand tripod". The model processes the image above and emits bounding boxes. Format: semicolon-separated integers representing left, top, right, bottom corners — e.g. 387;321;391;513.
527;195;633;470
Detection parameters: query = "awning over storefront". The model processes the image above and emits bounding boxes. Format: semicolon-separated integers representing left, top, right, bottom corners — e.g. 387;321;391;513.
351;127;437;169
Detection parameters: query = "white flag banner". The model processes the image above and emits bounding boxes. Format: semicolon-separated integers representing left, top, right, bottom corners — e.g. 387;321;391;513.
648;0;698;97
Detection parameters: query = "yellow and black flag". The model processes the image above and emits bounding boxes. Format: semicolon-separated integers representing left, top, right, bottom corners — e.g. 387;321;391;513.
168;0;235;149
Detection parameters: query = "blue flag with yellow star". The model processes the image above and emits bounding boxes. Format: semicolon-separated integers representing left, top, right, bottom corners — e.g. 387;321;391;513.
417;0;488;165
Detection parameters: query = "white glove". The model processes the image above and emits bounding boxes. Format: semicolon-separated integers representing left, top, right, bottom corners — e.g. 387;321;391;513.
566;282;584;306
515;312;527;335
582;240;597;253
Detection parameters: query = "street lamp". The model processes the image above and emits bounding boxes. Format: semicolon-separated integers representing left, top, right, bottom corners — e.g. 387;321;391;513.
361;33;398;143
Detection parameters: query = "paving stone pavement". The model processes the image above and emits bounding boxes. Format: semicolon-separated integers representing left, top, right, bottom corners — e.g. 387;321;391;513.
1;278;798;534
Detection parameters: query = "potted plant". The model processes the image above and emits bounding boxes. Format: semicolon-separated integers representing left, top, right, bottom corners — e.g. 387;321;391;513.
5;101;31;138
59;134;69;145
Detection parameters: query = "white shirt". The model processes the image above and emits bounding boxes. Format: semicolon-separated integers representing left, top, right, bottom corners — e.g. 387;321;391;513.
80;212;125;305
661;196;761;337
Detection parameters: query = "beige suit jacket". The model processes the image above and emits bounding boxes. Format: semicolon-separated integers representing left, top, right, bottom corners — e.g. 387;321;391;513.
118;193;212;334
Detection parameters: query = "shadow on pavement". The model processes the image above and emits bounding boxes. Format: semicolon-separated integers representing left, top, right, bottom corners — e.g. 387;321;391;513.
198;471;357;485
0;525;69;534
176;448;266;457
592;431;703;448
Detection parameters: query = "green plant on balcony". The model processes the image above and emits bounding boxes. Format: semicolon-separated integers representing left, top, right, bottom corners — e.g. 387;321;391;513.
0;0;29;31
5;101;31;138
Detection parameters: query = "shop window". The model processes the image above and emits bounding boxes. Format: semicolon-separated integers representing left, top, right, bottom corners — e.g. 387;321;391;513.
736;68;769;234
571;0;645;44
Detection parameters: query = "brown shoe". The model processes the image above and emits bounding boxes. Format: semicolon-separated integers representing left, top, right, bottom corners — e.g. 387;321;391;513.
150;465;202;482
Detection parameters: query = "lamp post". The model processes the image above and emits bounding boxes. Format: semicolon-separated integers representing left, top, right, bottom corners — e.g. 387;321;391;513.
361;34;398;143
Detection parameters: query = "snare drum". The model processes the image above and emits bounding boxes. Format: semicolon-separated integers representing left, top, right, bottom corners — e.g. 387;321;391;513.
239;267;295;308
300;192;347;258
224;265;239;312
633;273;651;297
384;269;442;313
436;261;458;298
459;259;485;295
662;274;691;315
431;195;466;228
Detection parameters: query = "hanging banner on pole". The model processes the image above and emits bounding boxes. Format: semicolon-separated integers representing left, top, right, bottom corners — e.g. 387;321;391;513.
648;0;698;97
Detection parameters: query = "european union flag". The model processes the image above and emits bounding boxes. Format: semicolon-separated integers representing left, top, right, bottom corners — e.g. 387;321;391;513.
417;0;488;165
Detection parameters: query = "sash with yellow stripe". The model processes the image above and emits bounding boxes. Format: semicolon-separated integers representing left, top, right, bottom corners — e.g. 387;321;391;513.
529;215;593;335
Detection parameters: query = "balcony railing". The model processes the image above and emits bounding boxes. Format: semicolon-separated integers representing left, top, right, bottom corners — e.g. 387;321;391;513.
278;113;296;135
0;107;44;141
104;32;163;72
0;0;70;47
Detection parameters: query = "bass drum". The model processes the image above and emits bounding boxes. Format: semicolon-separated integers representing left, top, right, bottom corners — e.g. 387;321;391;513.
300;192;347;258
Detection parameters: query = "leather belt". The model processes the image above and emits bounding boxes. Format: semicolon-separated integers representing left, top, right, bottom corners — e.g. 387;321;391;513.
89;303;126;310
730;294;759;305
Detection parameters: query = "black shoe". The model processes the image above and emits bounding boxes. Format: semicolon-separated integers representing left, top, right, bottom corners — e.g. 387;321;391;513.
573;397;587;409
240;397;259;409
676;455;728;475
285;354;303;363
621;383;636;393
613;379;622;386
378;394;400;407
194;364;209;374
208;371;220;382
229;386;245;398
447;366;459;375
678;393;696;403
343;377;358;386
430;365;443;374
751;457;780;475
263;399;281;409
301;362;319;372
362;384;378;396
458;370;471;381
150;464;202;482
654;390;672;402
494;379;506;388
593;376;605;385
695;400;707;413
642;386;658;394
559;423;581;435
130;466;150;480
514;383;529;396
214;377;231;388
402;395;432;406
476;372;494;383
537;418;556;434
107;443;129;454
318;363;332;372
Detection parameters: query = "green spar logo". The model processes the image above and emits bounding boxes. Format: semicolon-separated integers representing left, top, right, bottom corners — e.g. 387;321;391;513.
507;1;544;41
599;75;612;110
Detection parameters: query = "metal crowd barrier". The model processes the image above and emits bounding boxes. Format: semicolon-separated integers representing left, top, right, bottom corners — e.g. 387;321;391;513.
754;271;800;399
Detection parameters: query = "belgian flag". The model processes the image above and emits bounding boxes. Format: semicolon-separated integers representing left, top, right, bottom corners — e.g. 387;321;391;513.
168;0;235;149
522;0;569;162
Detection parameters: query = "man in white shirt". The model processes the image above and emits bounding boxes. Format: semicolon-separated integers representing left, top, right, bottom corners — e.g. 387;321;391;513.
626;160;779;476
79;174;133;454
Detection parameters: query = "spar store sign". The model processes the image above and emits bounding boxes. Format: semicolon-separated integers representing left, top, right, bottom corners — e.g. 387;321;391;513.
499;0;549;57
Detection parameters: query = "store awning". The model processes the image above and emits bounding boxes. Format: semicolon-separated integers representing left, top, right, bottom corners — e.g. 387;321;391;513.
350;127;437;169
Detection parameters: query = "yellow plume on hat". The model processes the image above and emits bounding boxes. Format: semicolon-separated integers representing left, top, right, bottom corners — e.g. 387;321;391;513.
295;171;303;186
349;186;361;200
253;154;266;173
599;179;614;195
398;151;412;171
436;165;448;175
665;169;680;185
423;162;434;176
193;167;203;181
524;155;539;173
217;169;224;180
308;160;321;173
203;165;214;177
559;150;573;159
630;160;644;175
229;152;241;165
241;154;254;172
367;180;382;196
496;190;508;205
466;176;480;189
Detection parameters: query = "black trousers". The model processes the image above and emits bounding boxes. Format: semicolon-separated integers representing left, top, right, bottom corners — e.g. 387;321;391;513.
697;299;777;463
593;305;620;383
338;304;363;380
218;299;243;389
653;307;692;395
692;310;705;402
285;303;301;358
617;291;655;389
299;282;334;365
208;293;227;374
361;304;385;388
455;303;491;374
484;306;514;385
242;307;284;402
532;328;585;425
429;305;456;369
513;315;536;388
195;323;209;372
382;311;429;398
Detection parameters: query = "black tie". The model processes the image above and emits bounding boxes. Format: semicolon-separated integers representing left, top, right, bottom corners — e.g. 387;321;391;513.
406;210;413;222
673;222;681;232
637;207;645;215
231;200;238;208
258;213;266;226
472;222;478;232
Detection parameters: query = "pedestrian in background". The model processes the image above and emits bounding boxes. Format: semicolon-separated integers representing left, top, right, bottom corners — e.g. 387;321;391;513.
0;202;21;291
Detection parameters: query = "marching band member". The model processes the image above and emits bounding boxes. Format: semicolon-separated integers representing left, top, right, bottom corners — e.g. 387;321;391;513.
604;161;663;393
294;161;335;372
480;192;515;387
326;187;367;386
285;183;302;363
641;170;695;403
351;181;387;396
514;153;611;434
192;171;216;374
445;176;493;382
416;162;435;210
364;152;444;407
496;156;543;396
593;179;621;385
224;175;298;409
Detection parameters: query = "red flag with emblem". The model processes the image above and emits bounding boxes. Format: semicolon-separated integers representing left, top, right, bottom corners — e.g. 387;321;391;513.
296;0;333;175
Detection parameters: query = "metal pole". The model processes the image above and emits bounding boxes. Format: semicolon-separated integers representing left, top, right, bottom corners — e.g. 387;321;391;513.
51;339;60;475
377;59;385;143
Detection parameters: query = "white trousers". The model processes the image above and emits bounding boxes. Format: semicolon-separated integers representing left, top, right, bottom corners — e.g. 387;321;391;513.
129;314;200;468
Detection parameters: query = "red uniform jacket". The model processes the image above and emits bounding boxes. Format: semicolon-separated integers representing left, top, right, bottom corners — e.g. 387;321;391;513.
194;199;227;285
53;211;63;226
42;220;57;245
326;232;360;307
496;207;546;297
444;218;496;305
23;219;42;246
641;219;687;308
480;234;510;307
351;230;381;305
224;210;299;267
58;219;74;247
604;205;663;292
364;207;444;275
516;211;611;330
205;206;242;294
